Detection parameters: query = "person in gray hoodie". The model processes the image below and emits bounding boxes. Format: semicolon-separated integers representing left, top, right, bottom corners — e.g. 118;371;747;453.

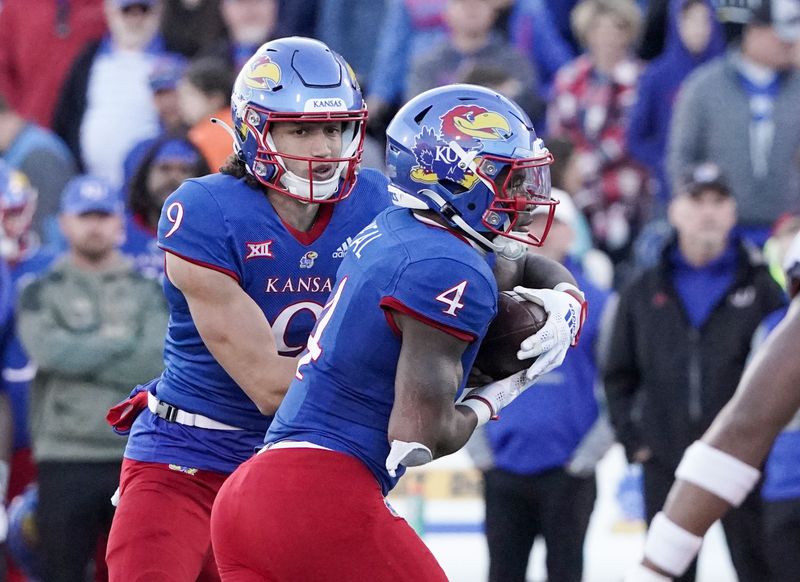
668;0;800;248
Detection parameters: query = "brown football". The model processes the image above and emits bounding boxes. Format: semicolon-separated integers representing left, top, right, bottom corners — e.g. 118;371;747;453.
473;290;548;380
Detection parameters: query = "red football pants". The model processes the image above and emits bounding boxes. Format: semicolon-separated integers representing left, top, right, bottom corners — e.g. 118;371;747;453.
106;459;229;582
211;448;448;582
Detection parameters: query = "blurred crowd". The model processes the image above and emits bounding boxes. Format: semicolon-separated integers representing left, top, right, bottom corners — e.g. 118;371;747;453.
1;0;800;581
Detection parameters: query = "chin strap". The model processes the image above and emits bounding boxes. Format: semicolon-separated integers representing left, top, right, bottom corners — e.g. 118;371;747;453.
390;183;513;256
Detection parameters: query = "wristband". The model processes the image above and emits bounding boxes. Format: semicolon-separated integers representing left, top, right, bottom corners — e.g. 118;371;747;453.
643;512;702;577
675;441;760;506
457;397;493;427
553;282;587;345
553;281;585;302
458;370;529;426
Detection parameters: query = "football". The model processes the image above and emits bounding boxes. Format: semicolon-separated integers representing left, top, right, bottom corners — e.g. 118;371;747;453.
473;290;548;380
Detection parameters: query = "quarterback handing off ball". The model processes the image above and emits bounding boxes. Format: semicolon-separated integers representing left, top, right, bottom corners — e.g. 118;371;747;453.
474;290;548;379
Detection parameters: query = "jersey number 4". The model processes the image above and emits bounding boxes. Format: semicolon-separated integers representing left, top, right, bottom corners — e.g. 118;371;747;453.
295;276;349;380
436;281;468;316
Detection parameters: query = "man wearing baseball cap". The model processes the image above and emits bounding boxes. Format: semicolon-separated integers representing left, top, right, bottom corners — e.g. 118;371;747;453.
670;163;738;264
16;174;167;582
60;175;124;216
606;163;785;581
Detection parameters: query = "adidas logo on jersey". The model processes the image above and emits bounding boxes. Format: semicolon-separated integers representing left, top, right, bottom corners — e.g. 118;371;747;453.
332;237;354;258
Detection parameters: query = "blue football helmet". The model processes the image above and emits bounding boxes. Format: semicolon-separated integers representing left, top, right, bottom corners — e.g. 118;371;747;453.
6;484;43;580
386;84;556;251
224;37;367;203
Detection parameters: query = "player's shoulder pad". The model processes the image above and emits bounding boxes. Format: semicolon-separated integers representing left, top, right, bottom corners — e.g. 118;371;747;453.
396;255;499;323
157;175;245;279
399;253;498;310
161;175;226;212
406;235;495;286
417;254;498;296
157;176;229;243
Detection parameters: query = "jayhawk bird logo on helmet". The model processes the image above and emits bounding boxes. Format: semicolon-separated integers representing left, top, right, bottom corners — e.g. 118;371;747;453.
410;105;512;190
243;55;282;90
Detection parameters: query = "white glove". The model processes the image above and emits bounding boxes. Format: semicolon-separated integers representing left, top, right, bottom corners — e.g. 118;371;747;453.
386;440;433;477
514;283;586;381
457;370;532;426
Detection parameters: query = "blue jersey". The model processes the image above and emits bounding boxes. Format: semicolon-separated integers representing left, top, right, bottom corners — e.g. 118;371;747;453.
124;169;391;473
267;207;498;494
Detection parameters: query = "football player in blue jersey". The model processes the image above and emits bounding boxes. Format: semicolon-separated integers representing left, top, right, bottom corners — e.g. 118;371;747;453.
104;37;392;582
210;84;588;580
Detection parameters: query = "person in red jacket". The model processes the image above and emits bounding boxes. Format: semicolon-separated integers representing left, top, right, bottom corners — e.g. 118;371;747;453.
0;0;106;128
